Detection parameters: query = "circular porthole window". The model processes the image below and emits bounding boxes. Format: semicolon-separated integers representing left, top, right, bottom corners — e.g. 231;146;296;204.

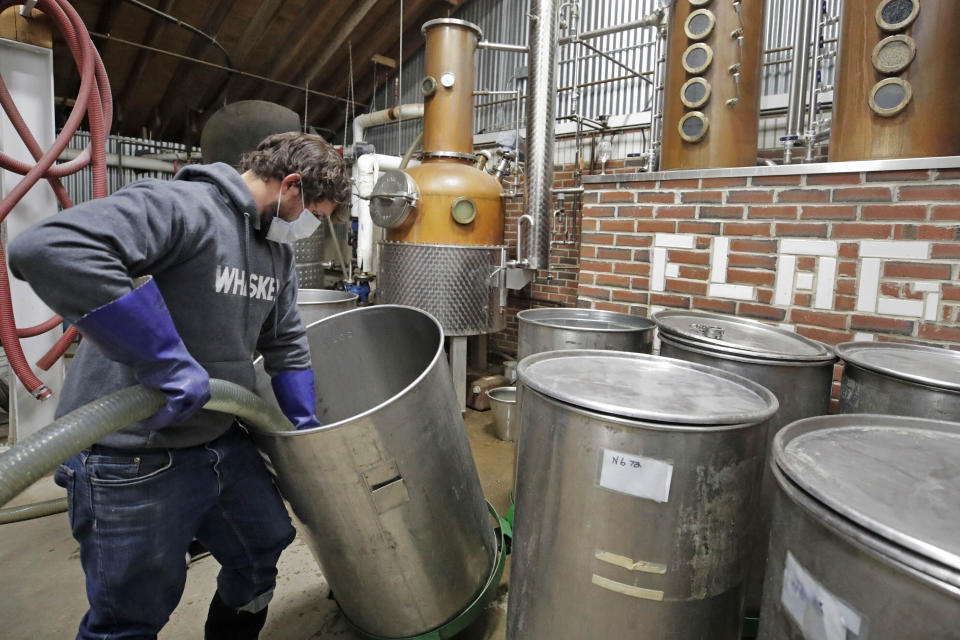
682;43;714;74
688;0;712;6
868;78;912;117
451;197;478;224
678;111;709;143
684;9;716;40
872;35;917;74
876;0;920;32
680;77;711;108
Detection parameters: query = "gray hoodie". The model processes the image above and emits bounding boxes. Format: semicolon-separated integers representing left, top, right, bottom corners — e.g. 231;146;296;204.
9;163;310;449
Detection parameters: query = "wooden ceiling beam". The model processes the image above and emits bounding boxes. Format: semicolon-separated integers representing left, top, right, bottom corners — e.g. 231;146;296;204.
310;0;442;136
267;0;405;121
201;0;288;109
265;2;354;84
229;0;342;105
152;0;241;141
113;0;176;126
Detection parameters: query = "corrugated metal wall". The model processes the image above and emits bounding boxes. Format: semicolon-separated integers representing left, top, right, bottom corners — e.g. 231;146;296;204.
365;0;844;159
59;132;192;205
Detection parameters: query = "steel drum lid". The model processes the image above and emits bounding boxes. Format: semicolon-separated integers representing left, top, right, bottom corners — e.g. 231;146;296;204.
774;414;960;578
835;342;960;393
654;310;833;363
517;350;778;427
517;308;655;333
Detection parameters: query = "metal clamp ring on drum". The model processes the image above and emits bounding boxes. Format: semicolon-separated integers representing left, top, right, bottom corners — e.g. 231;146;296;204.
345;501;508;640
369;192;419;204
416;150;479;163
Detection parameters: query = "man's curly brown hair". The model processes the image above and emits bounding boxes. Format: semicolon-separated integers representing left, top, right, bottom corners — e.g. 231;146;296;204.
240;132;351;220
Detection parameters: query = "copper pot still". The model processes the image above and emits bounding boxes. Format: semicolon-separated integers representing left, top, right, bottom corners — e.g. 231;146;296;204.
830;0;960;161
370;19;505;336
660;0;766;170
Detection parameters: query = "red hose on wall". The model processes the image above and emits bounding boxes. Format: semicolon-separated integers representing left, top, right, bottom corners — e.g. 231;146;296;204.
0;0;112;398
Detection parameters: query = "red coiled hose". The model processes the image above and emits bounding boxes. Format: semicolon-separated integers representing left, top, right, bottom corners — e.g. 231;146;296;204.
0;0;112;398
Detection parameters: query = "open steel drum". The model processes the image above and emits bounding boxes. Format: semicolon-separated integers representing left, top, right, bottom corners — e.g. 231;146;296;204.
507;350;778;639
759;414;960;639
516;308;655;359
655;310;836;614
835;341;960;421
295;288;357;325
252;305;496;638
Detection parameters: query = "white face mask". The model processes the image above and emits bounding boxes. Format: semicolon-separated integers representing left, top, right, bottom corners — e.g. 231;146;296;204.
266;188;322;244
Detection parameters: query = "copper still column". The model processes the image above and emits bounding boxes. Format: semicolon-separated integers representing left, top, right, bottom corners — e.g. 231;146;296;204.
371;19;505;336
829;0;960;161
660;0;765;170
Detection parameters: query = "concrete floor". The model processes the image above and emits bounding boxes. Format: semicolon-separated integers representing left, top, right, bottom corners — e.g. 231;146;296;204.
0;409;514;639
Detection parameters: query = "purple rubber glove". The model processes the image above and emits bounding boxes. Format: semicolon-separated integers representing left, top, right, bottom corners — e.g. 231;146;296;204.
74;277;210;429
271;369;320;430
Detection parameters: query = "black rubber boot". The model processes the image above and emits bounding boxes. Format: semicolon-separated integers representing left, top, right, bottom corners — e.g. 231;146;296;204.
204;592;268;640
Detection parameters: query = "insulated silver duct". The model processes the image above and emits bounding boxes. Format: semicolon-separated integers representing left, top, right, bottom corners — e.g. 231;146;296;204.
524;0;559;270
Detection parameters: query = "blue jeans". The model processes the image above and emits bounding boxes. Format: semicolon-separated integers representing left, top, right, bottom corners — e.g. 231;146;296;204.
54;424;296;640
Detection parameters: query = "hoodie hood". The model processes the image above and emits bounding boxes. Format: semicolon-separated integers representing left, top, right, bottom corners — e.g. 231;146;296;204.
174;162;263;230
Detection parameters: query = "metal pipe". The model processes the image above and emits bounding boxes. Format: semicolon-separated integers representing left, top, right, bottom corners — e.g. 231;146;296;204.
326;217;351;282
648;10;668;172
576;39;652;86
783;0;814;163
59;147;176;173
557;9;663;45
524;0;559;270
805;0;826;163
477;41;528;53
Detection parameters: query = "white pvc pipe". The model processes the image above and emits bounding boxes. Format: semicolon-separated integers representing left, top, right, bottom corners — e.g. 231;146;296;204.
352;104;424;145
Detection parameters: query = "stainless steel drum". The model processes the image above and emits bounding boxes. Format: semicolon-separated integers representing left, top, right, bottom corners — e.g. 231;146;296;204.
507;350;778;640
759;414;960;639
835;341;960;420
654;310;836;614
486;386;518;441
295;288;357;325
516;308;655;359
252;305;496;638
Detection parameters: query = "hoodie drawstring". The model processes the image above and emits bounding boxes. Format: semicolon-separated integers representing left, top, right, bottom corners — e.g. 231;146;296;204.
242;212;252;334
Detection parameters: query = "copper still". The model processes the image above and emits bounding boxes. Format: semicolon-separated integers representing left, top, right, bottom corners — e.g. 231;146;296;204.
370;19;505;336
829;0;960;161
660;0;766;170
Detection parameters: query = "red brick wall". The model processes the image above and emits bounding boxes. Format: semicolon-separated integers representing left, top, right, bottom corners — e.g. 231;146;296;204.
579;166;960;350
490;162;591;357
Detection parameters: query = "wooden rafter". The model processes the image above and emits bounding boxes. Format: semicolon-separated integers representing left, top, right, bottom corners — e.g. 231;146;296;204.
153;0;241;140
310;0;441;136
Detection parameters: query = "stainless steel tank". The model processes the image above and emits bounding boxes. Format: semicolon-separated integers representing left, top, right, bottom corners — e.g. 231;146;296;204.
654;310;836;615
507;350;778;639
835;341;960;420
293;230;327;288
758;414;960;639
251;305;496;638
516;308;655;360
295;289;357;325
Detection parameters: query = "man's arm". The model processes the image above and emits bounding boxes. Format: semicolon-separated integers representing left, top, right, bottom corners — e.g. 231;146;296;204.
8;181;210;429
258;264;317;430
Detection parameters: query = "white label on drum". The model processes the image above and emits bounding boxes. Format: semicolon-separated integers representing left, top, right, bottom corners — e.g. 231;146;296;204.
598;448;673;503
781;552;863;640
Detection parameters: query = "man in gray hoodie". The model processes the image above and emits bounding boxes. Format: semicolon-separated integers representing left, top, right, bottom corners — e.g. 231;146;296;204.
8;132;349;640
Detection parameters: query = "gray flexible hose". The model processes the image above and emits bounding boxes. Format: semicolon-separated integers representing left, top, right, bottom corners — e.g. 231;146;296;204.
0;379;292;509
0;497;68;525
